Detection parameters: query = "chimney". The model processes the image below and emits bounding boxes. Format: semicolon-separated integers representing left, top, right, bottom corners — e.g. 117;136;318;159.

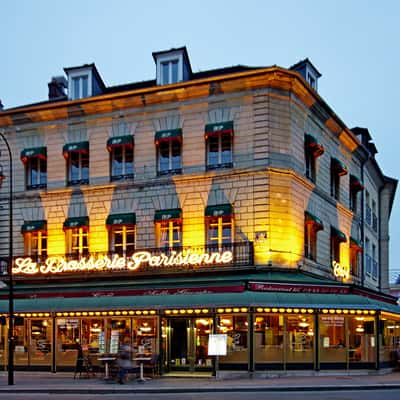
0;99;3;110
48;76;67;100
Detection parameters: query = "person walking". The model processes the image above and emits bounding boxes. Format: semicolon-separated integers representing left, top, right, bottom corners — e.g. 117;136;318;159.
117;341;135;384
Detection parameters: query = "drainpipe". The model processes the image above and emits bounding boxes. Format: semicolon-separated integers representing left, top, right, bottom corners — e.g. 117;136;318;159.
360;157;368;287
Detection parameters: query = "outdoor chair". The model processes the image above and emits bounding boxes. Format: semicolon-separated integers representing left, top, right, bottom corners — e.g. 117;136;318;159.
143;353;160;377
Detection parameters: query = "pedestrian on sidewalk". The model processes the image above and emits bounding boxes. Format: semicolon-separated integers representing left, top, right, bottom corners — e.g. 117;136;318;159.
117;341;136;384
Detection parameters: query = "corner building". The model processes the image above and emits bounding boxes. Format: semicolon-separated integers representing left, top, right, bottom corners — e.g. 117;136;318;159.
0;47;398;376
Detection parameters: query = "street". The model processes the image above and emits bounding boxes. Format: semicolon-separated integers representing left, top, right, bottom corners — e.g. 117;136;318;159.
0;390;400;400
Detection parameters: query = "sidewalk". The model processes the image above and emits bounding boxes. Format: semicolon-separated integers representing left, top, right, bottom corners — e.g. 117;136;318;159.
0;371;399;394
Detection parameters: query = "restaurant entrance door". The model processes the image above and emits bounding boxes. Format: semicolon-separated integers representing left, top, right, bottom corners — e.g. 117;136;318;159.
165;317;213;373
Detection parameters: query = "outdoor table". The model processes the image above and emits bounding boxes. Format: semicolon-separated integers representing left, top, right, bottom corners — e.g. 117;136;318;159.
97;356;116;380
134;356;151;382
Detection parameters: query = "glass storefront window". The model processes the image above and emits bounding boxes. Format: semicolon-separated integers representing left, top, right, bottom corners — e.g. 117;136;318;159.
133;317;158;355
217;314;248;365
57;319;80;367
380;315;400;365
82;319;105;354
319;315;346;364
348;316;375;364
254;314;284;365
30;319;52;365
286;314;314;364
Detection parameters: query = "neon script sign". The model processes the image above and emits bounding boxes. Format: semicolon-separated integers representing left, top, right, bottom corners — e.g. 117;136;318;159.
13;250;234;276
332;260;350;280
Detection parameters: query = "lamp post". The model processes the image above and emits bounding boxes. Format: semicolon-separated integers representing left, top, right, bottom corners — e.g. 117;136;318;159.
0;131;14;385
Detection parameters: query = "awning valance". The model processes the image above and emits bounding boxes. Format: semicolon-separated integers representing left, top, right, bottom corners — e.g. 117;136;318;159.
154;208;182;222
331;226;347;243
106;135;134;151
1;290;399;315
204;121;234;139
350;237;363;252
63;216;89;230
20;147;47;163
154;129;182;145
350;174;364;192
106;213;136;227
205;204;233;218
305;211;324;231
305;134;324;157
331;157;348;176
21;220;47;233
63;142;89;159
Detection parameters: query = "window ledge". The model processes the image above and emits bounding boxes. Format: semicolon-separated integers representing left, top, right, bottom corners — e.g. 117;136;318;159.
206;163;233;171
157;169;182;176
111;174;134;182
67;179;89;186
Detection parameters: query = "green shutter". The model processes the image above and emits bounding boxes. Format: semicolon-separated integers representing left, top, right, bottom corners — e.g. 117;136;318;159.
205;204;233;217
62;141;89;157
21;220;47;233
106;213;136;226
20;147;47;163
154;209;182;221
331;226;347;243
305;211;323;230
154;129;182;144
63;216;89;230
106;135;134;150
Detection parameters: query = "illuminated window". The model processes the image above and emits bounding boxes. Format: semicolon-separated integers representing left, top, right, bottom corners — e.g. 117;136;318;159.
155;129;182;176
304;211;323;261
205;122;233;170
155;209;182;249
107;213;136;257
107;135;134;181
205;205;233;247
64;217;89;257
22;220;47;259
63;142;89;186
304;134;324;183
330;226;346;264
330;158;347;201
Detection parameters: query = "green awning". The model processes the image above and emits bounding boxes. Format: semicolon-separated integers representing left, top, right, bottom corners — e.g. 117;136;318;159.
331;226;347;243
350;237;363;252
1;291;399;315
62;141;89;158
350;174;364;192
63;216;89;230
331;157;348;176
205;121;234;138
154;129;182;144
205;204;233;217
154;208;182;222
106;213;136;227
21;220;47;233
305;211;323;231
106;135;134;151
20;147;47;163
304;134;324;157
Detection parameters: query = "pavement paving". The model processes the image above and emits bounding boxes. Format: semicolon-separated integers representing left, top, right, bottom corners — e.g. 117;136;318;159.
0;370;399;394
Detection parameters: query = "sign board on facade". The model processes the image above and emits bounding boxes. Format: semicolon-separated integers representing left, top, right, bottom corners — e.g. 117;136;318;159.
208;334;227;356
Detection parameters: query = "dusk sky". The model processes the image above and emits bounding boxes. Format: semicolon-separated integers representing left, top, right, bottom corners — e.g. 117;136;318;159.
1;0;399;280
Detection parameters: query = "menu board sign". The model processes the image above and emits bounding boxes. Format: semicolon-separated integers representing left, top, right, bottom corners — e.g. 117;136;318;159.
208;334;227;356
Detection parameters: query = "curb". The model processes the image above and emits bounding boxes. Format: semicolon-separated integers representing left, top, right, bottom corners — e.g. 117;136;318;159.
0;384;400;394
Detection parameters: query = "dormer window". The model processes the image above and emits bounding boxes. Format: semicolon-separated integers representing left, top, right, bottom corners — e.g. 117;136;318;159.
64;64;105;100
307;73;316;90
153;47;192;86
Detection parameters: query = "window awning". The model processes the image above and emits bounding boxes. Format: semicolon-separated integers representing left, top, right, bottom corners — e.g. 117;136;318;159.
204;121;234;139
106;135;134;151
205;204;233;218
331;157;348;176
154;129;182;145
350;174;364;192
305;211;324;231
63;216;89;230
331;226;347;243
304;134;324;157
21;220;47;233
350;237;363;252
20;147;47;163
62;141;89;159
106;213;136;227
154;208;182;222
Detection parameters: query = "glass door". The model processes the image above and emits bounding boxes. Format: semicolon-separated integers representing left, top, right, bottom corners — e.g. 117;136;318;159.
165;317;213;373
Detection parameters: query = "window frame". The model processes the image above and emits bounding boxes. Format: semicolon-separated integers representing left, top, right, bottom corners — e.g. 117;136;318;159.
25;156;47;190
66;227;89;258
66;150;89;186
156;219;182;249
24;230;48;259
156;138;182;176
109;145;134;181
206;215;234;248
304;212;323;262
68;70;92;100
109;224;136;257
206;132;233;170
155;51;184;85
